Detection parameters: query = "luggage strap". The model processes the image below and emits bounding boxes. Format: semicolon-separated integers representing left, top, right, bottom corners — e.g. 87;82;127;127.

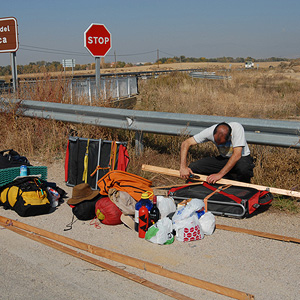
90;141;118;177
90;166;110;177
204;184;232;212
109;141;117;171
82;139;90;183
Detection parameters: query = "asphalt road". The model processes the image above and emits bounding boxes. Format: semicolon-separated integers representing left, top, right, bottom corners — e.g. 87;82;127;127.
0;160;299;300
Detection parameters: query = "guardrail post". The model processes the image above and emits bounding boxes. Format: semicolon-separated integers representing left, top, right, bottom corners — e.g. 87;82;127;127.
127;77;131;97
70;79;73;104
116;76;120;100
88;78;91;104
135;131;144;156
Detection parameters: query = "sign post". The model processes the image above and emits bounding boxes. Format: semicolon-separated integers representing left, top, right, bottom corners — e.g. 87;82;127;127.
62;58;76;75
84;23;111;98
0;17;19;92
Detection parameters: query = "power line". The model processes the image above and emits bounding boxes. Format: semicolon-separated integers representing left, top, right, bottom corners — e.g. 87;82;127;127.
116;50;157;57
19;44;158;59
21;44;86;55
159;50;177;57
19;46;90;57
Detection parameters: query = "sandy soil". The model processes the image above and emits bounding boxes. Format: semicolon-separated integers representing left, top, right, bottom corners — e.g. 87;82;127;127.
0;159;299;300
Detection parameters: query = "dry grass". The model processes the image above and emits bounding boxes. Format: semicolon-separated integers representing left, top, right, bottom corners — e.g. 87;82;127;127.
1;65;299;212
17;74;68;103
136;70;300;119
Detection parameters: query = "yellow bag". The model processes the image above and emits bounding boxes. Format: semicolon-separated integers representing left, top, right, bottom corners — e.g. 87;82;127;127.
0;177;50;217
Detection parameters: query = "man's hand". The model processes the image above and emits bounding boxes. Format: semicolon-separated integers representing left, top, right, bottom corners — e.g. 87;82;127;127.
206;173;223;184
180;166;193;180
180;137;197;180
206;147;243;184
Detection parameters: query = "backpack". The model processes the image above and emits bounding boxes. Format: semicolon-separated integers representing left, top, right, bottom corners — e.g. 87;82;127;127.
0;149;31;169
96;170;153;202
69;198;99;220
168;182;273;218
0;177;51;217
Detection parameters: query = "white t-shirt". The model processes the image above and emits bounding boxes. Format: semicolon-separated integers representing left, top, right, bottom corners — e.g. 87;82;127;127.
193;122;250;157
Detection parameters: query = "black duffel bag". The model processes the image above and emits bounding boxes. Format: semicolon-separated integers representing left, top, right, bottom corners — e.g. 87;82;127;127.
0;149;31;169
168;182;273;218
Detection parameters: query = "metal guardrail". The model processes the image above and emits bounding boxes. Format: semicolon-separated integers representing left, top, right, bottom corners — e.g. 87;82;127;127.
1;99;300;149
1;68;203;103
69;76;138;102
16;76;138;104
13;68;203;82
189;72;232;80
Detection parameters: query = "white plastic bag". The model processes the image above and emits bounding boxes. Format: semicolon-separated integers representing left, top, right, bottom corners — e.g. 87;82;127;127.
199;212;216;235
173;214;204;242
145;217;174;245
156;196;176;218
172;198;205;224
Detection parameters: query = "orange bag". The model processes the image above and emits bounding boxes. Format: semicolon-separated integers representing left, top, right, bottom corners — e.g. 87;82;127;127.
97;170;153;202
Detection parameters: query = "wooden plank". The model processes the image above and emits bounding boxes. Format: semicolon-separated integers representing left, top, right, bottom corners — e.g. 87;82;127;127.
216;224;300;244
0;216;254;300
154;182;204;189
0;220;194;300
141;164;300;198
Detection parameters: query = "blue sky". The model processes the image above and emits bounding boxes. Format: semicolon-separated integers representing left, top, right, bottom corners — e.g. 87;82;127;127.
0;0;299;66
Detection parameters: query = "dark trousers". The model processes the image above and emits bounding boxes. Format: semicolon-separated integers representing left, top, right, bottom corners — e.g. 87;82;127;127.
189;155;255;183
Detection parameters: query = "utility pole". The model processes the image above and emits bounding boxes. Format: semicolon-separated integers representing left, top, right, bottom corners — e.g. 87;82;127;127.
157;49;159;68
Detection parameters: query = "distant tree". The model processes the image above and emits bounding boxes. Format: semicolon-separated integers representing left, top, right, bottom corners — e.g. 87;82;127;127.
166;58;176;64
116;61;126;68
0;65;11;76
245;57;254;62
158;57;168;64
236;57;245;62
180;55;186;62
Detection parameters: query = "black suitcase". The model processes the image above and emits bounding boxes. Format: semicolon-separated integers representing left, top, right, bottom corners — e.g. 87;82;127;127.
65;136;129;190
168;182;273;218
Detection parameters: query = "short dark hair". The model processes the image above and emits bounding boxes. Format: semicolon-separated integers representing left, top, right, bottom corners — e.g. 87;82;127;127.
213;122;232;141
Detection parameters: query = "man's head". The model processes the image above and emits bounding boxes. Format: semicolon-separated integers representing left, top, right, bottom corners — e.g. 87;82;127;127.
213;122;232;145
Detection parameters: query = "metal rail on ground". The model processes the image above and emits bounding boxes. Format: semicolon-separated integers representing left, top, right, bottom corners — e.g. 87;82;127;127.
189;71;232;80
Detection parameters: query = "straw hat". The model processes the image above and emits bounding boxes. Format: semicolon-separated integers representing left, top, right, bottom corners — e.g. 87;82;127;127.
67;183;100;205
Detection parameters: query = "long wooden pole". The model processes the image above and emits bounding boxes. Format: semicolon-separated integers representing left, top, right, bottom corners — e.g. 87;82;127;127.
142;164;300;198
216;224;300;244
0;220;194;300
0;216;254;300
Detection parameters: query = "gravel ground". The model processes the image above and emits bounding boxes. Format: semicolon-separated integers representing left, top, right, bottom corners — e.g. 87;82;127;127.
0;159;299;300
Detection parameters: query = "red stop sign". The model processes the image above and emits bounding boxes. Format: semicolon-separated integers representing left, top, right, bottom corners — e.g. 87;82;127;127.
84;23;111;57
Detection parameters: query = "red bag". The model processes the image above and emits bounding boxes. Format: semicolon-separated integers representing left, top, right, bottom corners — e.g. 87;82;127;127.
95;197;122;225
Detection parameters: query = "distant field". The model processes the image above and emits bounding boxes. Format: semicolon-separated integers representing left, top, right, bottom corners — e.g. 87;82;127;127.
13;61;285;80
